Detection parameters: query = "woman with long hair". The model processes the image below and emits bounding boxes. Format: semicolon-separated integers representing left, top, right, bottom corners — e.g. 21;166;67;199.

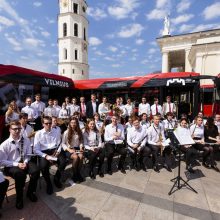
204;117;220;171
83;119;104;179
5;101;20;124
61;117;84;183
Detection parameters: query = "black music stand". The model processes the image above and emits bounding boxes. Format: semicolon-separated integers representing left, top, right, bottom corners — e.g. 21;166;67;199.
168;131;198;195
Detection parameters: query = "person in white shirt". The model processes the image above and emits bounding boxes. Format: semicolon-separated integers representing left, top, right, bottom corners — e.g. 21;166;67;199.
0;171;9;218
83;119;105;179
60;117;84;183
34;116;62;194
53;99;61;117
70;98;80;116
140;113;151;129
0;121;40;209
21;97;38;122
64;97;71;115
151;98;163;117
147;115;172;172
138;97;151;117
5;101;20;124
163;112;177;138
52;117;62;141
162;96;176;116
79;96;87;122
125;117;133;134
73;112;85;131
125;98;134;119
98;96;110;120
214;114;220;135
104;115;127;174
58;102;69;119
44;99;57;117
127;117;150;171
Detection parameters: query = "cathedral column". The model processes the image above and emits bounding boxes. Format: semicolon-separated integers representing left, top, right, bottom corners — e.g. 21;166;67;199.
162;51;169;73
185;48;191;72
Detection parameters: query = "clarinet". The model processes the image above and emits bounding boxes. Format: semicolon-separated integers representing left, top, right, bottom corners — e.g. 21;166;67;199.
19;137;24;163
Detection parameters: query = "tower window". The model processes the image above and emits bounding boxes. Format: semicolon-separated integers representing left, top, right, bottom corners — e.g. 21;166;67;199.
84;28;86;41
82;70;84;75
63;23;67;37
72;69;75;74
64;48;67;60
63;69;65;74
75;49;78;60
73;3;78;13
82;6;86;13
74;23;78;37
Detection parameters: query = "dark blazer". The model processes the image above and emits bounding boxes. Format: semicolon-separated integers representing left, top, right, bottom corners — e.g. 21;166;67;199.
86;101;99;118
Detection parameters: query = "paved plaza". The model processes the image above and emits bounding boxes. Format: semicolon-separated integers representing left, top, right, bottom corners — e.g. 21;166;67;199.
1;157;220;220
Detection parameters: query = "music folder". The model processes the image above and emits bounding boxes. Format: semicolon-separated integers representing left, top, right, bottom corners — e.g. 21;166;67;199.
173;129;195;145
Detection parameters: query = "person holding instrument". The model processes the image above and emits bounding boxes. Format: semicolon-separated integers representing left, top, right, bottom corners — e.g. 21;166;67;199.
127;117;150;171
34;116;61;194
60;117;84;183
83;119;105;179
104;115;126;175
0;121;40;209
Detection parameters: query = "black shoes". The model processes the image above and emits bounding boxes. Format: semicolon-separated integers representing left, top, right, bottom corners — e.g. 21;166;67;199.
98;170;104;178
46;184;54;195
16;199;24;210
89;171;96;180
164;164;172;172
107;169;112;175
202;162;211;169
211;165;220;172
154;165;160;173
77;173;84;183
54;177;63;188
27;192;38;202
186;165;195;173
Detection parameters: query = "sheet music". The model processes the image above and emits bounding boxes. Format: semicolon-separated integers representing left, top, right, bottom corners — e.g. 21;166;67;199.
162;138;171;147
114;140;123;145
47;156;58;161
174;128;195;145
0;171;5;183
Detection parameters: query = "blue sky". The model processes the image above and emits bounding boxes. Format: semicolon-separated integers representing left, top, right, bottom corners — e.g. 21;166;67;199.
0;0;220;79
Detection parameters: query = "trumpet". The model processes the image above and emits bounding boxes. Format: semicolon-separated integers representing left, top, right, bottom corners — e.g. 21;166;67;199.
113;106;126;118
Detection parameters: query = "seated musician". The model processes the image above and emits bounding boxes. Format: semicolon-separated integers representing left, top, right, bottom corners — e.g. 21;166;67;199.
127;117;150;171
83;119;105;179
204;117;220;172
52;116;62;139
94;113;103;132
176;118;198;173
44;99;57;117
140;113;151;129
58;102;70;120
214;114;220;136
60;117;84;183
147;115;172;172
73;112;85;131
34;116;62;194
5;101;20;124
0;171;9;217
104;114;127;174
21;97;38;122
190;116;211;168
163;112;177;138
0;121;40;209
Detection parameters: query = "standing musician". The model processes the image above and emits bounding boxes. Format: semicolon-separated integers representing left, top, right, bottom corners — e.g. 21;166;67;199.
214;114;220;135
125;98;135;119
79;96;87;122
60;117;84;183
104;115;127;174
21;97;38;122
138;97;151;117
98;96;111;120
52;116;62;140
34;116;62;194
53;99;61;117
0;121;40;209
44;99;57;117
162;96;176;116
70;98;80;116
147;115;172;172
94;113;103;132
83;119;105;179
58;102;70;120
86;94;99;119
151;98;163;117
113;97;127;121
64;97;72;115
0;171;9;217
190;116;211;168
204;117;220;171
5;101;20;124
31;94;45;130
127;117;150;171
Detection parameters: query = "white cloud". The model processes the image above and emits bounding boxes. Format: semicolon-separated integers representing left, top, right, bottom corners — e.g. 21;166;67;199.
203;2;220;20
177;0;191;13
141;59;149;64
41;31;50;37
118;23;144;38
156;0;169;8
95;51;105;56
146;9;167;20
23;38;44;48
33;2;42;7
148;48;157;54
46;17;55;24
87;7;107;20
149;41;157;46
0;15;14;26
135;39;144;45
104;56;115;61
6;36;20;47
178;24;195;33
108;0;140;20
108;46;118;52
193;23;220;32
171;14;194;25
112;64;121;68
89;37;102;46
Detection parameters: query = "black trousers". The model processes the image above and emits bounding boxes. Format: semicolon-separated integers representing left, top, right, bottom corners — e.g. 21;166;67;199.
148;144;160;166
38;149;60;186
86;148;105;172
0;179;9;208
105;143;127;171
129;146;151;166
181;146;198;166
4;162;39;202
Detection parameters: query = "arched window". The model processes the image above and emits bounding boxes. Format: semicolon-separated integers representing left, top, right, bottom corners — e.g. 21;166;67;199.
63;23;67;37
73;3;78;13
63;48;67;60
84;28;86;41
74;23;78;37
75;49;78;60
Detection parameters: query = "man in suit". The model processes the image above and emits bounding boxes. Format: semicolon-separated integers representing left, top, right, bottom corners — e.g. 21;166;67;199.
86;94;99;119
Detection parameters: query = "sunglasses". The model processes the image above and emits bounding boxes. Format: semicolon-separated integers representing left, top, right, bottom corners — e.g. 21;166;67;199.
11;127;22;131
44;122;52;125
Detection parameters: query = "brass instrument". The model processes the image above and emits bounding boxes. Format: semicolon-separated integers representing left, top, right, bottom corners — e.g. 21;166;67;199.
100;103;110;121
113;106;126;118
57;118;69;126
28;131;36;138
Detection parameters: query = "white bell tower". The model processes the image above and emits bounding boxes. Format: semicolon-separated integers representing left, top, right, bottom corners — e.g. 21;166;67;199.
58;0;89;80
